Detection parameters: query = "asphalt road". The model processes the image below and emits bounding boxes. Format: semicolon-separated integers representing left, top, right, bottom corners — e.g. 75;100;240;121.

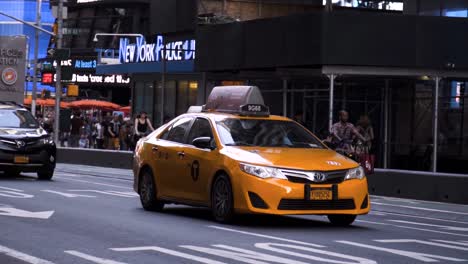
0;164;467;264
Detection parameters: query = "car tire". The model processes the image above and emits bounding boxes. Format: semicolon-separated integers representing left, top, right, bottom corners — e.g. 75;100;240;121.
211;174;234;223
327;214;357;226
37;167;54;180
139;169;164;212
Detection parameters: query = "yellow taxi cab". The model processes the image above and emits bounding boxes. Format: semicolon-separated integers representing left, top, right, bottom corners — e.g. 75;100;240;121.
133;86;369;225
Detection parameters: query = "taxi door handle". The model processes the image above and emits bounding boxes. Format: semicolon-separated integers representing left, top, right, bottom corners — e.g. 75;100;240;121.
177;151;185;157
152;146;159;152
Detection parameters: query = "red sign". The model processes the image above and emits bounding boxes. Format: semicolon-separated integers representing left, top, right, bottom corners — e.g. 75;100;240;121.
42;73;53;84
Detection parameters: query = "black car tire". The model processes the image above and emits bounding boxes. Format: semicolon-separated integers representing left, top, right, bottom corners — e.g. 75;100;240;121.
139;169;164;211
211;174;235;223
327;214;357;226
4;169;20;177
37;166;54;180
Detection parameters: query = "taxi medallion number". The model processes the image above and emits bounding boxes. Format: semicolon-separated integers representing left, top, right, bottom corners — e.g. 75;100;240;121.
310;189;332;200
14;156;29;164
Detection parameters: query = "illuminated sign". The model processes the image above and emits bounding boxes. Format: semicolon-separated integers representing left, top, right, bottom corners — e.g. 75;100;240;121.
74;59;96;69
119;35;196;64
42;73;53;84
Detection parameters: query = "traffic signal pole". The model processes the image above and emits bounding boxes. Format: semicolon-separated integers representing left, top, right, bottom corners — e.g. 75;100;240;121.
31;0;42;117
54;0;63;144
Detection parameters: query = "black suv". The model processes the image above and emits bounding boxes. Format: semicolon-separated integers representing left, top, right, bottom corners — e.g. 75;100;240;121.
0;101;56;180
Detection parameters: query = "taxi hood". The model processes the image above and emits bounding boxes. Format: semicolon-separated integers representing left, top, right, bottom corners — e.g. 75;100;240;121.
221;147;358;171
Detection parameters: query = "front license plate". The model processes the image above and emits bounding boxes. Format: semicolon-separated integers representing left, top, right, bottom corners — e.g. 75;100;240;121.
14;156;29;164
310;189;332;200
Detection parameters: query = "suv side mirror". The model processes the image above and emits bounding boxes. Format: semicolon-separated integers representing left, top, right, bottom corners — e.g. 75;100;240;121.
192;137;215;150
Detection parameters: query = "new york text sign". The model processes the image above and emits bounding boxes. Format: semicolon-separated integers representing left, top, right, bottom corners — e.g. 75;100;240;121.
119;36;196;64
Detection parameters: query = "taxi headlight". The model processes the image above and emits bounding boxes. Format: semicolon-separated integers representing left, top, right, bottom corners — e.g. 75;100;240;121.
345;166;365;180
239;163;287;180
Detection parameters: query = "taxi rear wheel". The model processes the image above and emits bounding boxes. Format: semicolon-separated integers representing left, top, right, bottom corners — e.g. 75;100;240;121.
139;170;164;211
327;214;356;226
211;174;234;223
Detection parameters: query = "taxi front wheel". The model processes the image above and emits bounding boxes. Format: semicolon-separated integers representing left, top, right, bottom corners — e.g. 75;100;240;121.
211;174;234;223
327;214;356;226
139;170;164;212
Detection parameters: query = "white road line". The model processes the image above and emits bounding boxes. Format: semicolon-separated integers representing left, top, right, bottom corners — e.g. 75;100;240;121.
433;240;468;246
388;220;468;232
372;202;468;216
370;195;467;206
336;240;466;262
111;246;226;264
375;239;468;251
361;220;468;237
41;190;96;198
65;250;127;264
373;211;468;225
208;226;324;247
0;245;55;264
0;186;23;192
356;220;388;226
55;177;132;190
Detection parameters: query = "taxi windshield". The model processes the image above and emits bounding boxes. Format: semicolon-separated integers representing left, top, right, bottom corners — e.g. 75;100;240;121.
216;118;324;148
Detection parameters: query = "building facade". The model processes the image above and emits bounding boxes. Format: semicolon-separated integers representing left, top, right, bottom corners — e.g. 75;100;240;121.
0;0;55;94
96;0;468;175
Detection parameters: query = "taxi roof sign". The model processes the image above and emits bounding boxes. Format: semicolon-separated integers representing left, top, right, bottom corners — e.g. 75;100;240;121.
204;86;269;116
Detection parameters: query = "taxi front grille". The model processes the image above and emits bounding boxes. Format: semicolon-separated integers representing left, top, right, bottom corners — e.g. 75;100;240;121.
277;199;355;210
281;169;347;185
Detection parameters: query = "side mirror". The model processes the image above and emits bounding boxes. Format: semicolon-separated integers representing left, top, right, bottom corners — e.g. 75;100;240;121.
192;137;215;150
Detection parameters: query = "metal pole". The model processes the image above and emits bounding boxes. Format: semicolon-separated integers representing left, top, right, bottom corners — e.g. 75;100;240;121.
282;79;287;117
432;76;440;172
31;0;42;117
0;11;55;36
383;79;389;169
54;0;63;143
160;36;166;125
328;74;335;132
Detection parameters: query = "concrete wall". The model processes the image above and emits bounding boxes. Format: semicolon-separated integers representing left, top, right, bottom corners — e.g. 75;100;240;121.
57;148;133;169
369;169;468;204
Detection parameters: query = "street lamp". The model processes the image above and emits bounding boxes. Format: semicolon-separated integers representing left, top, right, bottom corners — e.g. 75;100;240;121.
93;33;144;42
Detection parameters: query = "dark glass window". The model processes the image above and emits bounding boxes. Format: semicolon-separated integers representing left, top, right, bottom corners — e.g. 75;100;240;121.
163;117;193;143
187;118;213;145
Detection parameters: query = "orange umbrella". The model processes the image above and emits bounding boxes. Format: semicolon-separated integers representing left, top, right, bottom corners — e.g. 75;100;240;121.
120;106;131;114
23;98;69;108
68;99;121;110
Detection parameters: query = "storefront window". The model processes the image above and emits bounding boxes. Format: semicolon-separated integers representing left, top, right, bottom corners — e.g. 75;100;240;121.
134;81;154;117
438;80;468;173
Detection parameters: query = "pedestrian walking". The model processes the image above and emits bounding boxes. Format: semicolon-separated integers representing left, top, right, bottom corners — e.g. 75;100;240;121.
108;114;121;150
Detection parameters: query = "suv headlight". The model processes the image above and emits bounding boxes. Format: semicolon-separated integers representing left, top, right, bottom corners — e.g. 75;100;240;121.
239;163;287;179
345;166;365;180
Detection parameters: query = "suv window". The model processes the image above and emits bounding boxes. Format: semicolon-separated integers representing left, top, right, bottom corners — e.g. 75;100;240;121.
187;118;213;145
0;109;39;129
162;117;193;143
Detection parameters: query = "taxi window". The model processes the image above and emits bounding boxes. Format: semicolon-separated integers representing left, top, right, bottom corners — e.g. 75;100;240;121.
187;118;213;145
216;118;324;148
162;117;193;143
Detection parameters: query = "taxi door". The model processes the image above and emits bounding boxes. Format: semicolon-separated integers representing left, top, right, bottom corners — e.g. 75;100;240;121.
153;117;194;199
182;117;219;203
